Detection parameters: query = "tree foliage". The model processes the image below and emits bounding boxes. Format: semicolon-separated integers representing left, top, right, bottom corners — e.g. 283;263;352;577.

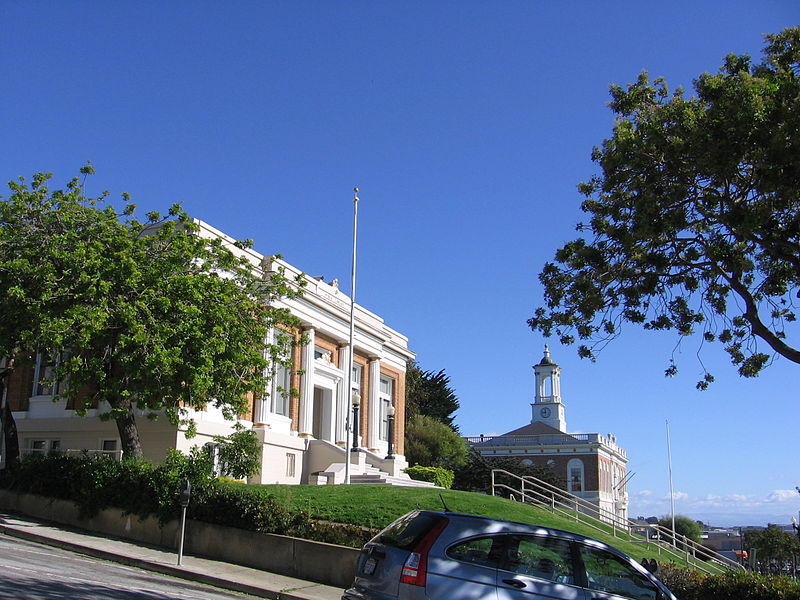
213;423;262;480
404;413;468;469
452;448;564;494
405;362;460;428
529;28;800;388
0;168;304;458
744;524;800;564
657;514;703;544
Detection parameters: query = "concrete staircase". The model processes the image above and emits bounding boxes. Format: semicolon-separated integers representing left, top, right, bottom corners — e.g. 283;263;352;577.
348;462;438;487
306;440;439;487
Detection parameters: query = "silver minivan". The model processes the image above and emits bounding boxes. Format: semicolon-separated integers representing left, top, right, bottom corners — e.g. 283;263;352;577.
343;510;679;600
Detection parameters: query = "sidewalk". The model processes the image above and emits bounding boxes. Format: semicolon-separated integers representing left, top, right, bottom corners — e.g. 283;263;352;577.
0;512;345;600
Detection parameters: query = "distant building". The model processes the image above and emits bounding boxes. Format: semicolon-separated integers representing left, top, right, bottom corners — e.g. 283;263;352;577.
466;346;629;521
2;220;418;486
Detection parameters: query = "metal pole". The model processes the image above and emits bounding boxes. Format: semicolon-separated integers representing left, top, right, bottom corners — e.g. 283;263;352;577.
666;420;676;540
343;188;359;485
177;505;187;565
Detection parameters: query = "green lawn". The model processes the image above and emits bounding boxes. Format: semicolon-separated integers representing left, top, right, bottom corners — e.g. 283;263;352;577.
255;484;686;567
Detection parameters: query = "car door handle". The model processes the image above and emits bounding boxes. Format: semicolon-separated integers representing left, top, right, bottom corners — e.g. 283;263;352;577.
502;579;526;589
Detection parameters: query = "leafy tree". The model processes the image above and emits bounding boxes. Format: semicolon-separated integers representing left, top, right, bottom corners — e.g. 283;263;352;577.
529;28;800;388
744;524;800;564
405;362;460;428
404;414;468;469
452;448;564;494
0;168;304;458
212;423;262;480
657;515;703;545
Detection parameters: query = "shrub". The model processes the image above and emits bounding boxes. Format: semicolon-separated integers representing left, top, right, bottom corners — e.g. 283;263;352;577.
658;565;800;600
0;452;371;547
405;465;454;489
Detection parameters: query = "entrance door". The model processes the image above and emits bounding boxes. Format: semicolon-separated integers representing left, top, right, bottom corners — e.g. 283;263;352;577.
312;386;333;441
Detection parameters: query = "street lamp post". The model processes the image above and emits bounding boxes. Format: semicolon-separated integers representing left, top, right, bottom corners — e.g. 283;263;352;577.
385;404;396;460
351;391;361;452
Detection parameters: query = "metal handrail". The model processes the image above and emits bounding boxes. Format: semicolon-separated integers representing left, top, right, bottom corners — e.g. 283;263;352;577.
490;469;741;575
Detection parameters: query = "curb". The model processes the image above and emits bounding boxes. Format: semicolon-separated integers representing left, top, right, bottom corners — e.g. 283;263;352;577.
0;523;331;600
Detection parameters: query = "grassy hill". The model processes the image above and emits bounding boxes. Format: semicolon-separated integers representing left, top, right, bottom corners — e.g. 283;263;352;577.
257;484;678;567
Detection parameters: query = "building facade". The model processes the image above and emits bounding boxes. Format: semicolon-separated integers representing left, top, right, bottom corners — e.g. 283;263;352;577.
1;220;415;485
467;346;629;521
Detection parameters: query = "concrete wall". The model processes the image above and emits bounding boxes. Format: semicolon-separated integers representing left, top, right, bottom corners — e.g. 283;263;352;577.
0;490;359;589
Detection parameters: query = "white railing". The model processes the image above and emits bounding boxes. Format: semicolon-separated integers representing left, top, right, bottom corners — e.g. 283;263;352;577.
491;469;741;575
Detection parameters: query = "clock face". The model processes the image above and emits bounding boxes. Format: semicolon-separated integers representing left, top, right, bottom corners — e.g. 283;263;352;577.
540;407;551;418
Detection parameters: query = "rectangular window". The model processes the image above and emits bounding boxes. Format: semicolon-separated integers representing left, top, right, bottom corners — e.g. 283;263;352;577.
270;331;292;417
379;376;393;441
33;351;61;396
570;467;583;492
286;453;296;478
27;439;60;456
351;363;363;401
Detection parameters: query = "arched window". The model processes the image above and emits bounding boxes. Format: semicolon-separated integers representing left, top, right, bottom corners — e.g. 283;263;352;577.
567;458;584;493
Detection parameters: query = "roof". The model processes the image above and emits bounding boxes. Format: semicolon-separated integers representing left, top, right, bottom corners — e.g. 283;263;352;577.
501;421;566;437
535;344;558;367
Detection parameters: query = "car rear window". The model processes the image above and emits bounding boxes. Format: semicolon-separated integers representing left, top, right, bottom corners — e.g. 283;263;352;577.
372;511;446;550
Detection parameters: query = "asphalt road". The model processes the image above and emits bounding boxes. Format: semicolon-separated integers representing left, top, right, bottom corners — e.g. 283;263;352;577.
0;535;261;600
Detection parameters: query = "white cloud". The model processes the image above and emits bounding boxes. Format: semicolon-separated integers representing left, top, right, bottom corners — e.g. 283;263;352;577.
629;488;800;526
766;489;800;502
664;491;688;501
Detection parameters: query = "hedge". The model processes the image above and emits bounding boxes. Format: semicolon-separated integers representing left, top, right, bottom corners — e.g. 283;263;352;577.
0;452;372;548
659;565;800;600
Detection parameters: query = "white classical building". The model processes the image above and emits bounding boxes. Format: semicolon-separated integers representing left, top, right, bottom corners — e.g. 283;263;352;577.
467;346;629;521
3;220;417;486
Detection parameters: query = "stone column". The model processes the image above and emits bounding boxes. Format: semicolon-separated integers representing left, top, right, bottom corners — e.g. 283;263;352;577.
298;327;315;437
253;330;272;426
337;344;350;445
367;358;381;450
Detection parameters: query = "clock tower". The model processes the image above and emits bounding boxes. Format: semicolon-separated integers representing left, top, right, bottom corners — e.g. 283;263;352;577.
531;345;567;432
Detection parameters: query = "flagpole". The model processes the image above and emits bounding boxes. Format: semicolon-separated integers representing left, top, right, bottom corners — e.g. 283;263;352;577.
344;188;359;485
666;420;676;538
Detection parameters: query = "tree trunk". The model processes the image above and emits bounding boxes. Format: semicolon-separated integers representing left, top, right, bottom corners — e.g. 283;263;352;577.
108;395;144;459
1;366;20;469
3;401;20;469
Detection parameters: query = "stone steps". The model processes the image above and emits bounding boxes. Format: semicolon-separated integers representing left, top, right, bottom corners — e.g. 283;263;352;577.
311;461;439;488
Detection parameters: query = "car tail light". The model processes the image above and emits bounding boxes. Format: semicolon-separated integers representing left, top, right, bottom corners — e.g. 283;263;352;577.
399;517;449;586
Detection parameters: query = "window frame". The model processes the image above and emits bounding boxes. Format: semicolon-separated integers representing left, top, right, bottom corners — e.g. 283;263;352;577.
33;351;62;397
567;458;585;493
498;533;579;586
577;544;662;600
378;375;393;441
269;330;293;417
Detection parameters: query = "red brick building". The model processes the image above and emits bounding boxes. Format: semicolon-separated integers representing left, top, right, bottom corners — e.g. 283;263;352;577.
468;346;629;521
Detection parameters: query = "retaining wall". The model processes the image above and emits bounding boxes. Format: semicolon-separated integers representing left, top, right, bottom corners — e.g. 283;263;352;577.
0;490;359;588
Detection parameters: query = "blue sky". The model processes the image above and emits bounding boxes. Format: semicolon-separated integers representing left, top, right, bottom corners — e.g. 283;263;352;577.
3;1;798;526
